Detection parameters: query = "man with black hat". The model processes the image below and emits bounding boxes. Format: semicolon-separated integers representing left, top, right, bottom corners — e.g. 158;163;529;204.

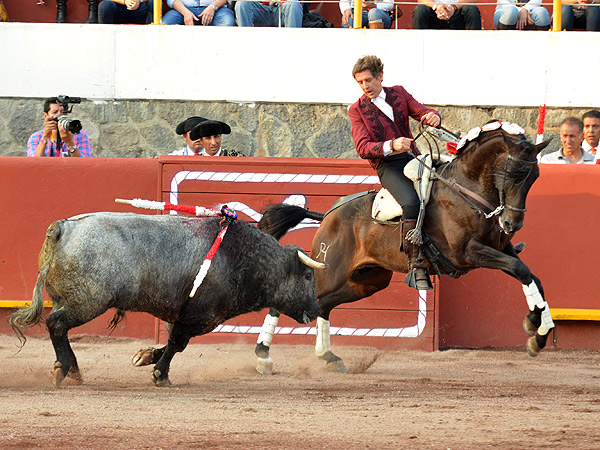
188;119;243;156
170;116;208;156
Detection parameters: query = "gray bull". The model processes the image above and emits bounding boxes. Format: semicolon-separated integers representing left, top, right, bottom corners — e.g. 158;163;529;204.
11;212;322;387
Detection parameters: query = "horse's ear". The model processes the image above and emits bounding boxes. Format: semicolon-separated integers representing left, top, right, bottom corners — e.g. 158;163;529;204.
534;138;553;155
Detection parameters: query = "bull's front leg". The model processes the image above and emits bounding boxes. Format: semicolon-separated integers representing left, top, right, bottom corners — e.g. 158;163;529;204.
465;242;554;356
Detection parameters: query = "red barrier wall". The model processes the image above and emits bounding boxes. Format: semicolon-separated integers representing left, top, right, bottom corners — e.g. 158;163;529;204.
1;156;598;351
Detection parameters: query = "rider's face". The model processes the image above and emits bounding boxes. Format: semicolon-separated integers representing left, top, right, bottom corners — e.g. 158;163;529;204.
354;70;383;100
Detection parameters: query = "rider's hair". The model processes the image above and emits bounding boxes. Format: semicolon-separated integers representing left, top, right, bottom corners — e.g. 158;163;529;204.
582;110;600;121
352;55;384;79
561;117;583;132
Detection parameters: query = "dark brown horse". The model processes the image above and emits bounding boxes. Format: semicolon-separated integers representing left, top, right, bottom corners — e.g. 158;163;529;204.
254;122;553;374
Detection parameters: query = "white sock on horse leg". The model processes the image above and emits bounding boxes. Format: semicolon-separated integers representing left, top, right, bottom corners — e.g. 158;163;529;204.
522;281;554;335
257;313;279;347
315;317;331;357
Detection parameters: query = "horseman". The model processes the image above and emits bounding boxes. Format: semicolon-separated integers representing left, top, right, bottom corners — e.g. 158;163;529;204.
349;55;441;291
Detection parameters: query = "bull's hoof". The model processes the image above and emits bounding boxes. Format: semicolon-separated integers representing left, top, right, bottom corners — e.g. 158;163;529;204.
67;367;83;385
151;369;172;387
51;361;66;388
326;360;348;373
256;356;274;375
522;317;537;337
526;336;541;357
132;347;157;367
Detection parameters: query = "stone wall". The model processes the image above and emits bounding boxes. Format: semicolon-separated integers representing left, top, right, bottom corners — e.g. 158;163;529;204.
0;98;591;159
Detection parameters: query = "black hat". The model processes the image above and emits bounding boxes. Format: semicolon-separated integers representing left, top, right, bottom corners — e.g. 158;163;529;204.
175;116;208;135
189;120;231;141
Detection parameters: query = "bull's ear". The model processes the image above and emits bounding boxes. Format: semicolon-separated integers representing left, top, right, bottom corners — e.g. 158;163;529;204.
534;138;553;155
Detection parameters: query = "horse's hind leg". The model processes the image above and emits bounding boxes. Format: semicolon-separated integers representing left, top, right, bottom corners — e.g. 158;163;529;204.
254;309;280;375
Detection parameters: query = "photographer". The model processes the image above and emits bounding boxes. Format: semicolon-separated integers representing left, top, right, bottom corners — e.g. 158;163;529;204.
27;97;92;158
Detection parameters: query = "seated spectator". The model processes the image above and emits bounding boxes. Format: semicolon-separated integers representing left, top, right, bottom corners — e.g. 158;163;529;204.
57;0;98;23
98;0;154;24
235;0;303;27
494;0;550;29
27;97;92;158
560;0;600;31
170;116;208;155
540;117;594;164
189;120;243;156
413;0;481;30
164;0;235;25
582;110;600;156
340;0;394;29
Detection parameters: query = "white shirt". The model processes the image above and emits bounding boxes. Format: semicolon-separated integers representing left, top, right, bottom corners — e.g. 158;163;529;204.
339;0;393;14
371;90;396;156
169;145;201;156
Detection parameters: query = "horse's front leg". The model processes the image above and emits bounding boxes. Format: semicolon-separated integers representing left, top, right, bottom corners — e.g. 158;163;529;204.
255;309;280;375
465;242;554;356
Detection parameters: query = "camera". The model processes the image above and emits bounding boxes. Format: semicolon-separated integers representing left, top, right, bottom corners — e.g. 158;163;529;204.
53;114;82;135
53;95;83;134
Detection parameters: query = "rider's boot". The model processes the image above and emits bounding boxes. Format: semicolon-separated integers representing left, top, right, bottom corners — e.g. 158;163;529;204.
401;219;433;291
56;0;67;23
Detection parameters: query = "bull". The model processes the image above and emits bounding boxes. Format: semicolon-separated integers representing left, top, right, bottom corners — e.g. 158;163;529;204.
11;212;323;387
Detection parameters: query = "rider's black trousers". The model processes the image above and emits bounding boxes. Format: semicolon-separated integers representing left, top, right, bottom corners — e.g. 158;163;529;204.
376;152;420;220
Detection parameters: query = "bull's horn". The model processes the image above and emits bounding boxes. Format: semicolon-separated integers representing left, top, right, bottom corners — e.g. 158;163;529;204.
297;251;327;269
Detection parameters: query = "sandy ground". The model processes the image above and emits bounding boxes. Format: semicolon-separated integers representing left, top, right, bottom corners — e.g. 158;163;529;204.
0;334;599;450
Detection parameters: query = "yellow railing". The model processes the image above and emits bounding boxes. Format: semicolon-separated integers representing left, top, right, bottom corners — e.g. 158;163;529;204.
550;308;600;321
0;301;52;308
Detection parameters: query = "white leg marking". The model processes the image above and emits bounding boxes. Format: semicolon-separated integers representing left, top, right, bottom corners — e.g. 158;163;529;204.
315;317;331;357
257;313;279;347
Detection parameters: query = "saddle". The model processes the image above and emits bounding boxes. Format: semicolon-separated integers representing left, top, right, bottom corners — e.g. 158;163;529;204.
371;154;452;221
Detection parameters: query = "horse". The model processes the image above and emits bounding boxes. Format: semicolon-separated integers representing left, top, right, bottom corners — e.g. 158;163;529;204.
253;121;553;374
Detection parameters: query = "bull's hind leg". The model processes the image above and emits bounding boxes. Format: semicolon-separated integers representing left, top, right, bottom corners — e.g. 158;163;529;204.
255;309;280;375
151;325;191;387
46;309;82;387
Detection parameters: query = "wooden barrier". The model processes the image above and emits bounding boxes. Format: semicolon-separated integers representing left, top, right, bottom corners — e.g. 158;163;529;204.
0;156;598;351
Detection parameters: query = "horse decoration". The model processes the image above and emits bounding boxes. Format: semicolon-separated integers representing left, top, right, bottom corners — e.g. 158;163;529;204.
254;121;553;374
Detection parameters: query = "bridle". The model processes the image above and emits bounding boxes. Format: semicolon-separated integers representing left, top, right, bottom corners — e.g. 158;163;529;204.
413;130;537;220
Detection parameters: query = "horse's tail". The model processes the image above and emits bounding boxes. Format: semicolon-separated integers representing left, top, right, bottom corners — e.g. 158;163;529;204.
10;221;61;346
258;204;324;240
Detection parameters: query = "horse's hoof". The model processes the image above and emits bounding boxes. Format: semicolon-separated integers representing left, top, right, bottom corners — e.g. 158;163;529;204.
67;368;83;385
256;356;274;375
51;362;66;388
151;369;172;387
522;317;537;337
326;360;348;373
526;336;541;357
132;347;156;366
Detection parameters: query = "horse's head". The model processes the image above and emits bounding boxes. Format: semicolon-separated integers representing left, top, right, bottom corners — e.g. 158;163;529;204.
494;130;551;234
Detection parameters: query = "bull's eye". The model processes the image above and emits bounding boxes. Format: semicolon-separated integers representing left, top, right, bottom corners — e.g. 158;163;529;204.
304;271;313;281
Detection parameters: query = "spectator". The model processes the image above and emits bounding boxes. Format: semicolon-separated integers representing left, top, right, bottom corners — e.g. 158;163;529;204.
57;0;98;23
494;0;550;29
348;55;440;290
560;0;600;31
413;0;481;29
170;116;208;155
235;0;303;27
540;117;594;164
163;0;235;25
582;110;600;155
189;120;243;156
340;0;394;29
98;0;154;24
27;97;92;158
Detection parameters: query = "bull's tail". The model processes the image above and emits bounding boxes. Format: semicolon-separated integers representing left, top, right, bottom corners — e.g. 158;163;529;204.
258;204;324;240
10;222;62;346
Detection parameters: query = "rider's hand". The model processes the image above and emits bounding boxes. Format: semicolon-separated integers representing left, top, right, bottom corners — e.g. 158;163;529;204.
391;137;414;153
423;112;441;128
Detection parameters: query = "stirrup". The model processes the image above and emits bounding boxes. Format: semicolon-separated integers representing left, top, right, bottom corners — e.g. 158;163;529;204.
403;267;433;291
